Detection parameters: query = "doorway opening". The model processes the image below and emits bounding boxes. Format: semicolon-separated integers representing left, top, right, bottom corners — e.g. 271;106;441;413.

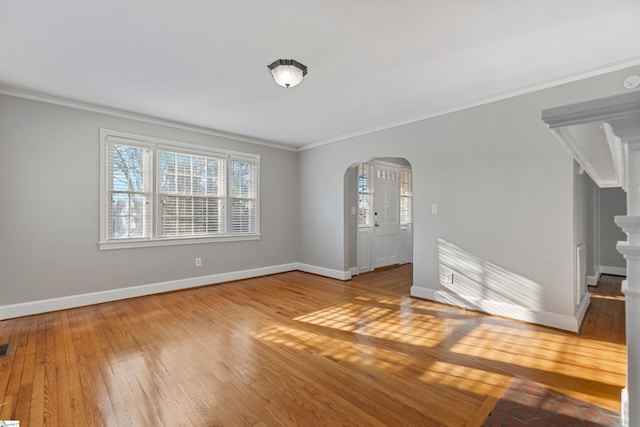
344;158;413;276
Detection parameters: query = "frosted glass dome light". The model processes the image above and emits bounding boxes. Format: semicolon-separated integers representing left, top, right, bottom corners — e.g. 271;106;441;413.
268;59;308;88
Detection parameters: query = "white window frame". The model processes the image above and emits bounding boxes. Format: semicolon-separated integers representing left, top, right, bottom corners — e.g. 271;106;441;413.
99;129;260;250
399;168;413;227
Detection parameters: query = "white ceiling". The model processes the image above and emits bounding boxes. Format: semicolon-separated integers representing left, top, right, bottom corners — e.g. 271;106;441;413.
1;1;639;150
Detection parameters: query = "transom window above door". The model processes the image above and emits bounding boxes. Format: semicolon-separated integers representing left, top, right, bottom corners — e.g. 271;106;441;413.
376;169;397;181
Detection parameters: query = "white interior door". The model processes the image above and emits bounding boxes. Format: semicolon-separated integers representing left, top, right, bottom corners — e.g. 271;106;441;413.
373;167;400;268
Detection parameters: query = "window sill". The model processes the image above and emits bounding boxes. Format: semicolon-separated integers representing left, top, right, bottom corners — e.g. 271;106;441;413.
99;234;261;250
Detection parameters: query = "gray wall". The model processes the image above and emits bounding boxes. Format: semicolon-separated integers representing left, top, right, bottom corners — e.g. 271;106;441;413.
585;174;599;278
0;94;299;305
2;65;637;317
599;187;627;269
298;65;639;318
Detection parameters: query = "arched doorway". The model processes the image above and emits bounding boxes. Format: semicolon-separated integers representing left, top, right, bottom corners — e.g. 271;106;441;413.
344;157;413;275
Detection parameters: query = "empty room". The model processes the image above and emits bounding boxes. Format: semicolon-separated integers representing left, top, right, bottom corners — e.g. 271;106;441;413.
1;1;640;426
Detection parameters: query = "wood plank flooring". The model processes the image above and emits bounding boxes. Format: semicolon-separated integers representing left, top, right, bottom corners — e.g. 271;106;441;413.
0;266;626;426
580;274;626;344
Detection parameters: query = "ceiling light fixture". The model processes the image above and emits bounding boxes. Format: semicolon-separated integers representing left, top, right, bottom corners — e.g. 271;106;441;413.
268;59;307;88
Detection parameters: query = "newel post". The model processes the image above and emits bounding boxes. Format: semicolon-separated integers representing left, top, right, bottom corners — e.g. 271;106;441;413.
616;139;640;427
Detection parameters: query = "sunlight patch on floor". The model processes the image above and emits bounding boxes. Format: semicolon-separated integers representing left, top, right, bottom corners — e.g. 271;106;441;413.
293;301;465;348
589;294;625;302
449;323;626;385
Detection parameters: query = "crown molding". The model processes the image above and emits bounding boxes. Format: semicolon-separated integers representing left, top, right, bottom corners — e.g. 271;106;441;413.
300;57;640;151
0;86;297;152
3;55;639;154
542;91;640;129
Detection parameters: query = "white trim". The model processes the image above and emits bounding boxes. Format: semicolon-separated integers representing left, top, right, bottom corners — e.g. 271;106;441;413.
576;243;586;305
574;291;591;331
616;215;640;234
621;279;638;298
349;267;359;277
296;263;352;280
410;286;438;301
0;263;298;320
409;286;589;332
300;56;640;151
0;263;358;320
0;86;295;152
604;122;627;191
4;59;638;155
593;189;601;284
550;126;619;188
99;234;261;250
600;265;628;276
587;269;601;286
103;128;262;161
542;91;640;129
372;159;403;170
622;387;629;427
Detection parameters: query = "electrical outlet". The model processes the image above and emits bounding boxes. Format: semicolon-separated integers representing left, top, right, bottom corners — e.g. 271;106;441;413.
195;257;202;267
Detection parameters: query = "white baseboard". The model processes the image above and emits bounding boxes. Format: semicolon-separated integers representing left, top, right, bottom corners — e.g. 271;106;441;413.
410;286;438;301
622;387;629;427
0;263;298;320
0;262;356;320
599;265;627;277
587;268;601;286
296;263;352;281
409;285;587;332
349;267;359;277
574;292;591;330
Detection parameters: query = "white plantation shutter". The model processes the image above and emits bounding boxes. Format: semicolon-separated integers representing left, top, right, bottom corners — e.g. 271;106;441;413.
157;150;226;237
400;170;412;225
358;163;374;226
229;159;257;234
100;129;260;248
106;141;152;240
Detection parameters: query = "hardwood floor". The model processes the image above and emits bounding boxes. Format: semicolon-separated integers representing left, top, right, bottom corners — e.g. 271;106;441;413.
581;274;626;344
0;266;626;426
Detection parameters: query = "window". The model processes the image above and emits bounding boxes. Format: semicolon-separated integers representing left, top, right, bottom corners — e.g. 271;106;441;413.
230;160;257;234
357;163;374;226
376;168;396;181
107;143;152;239
100;130;259;249
400;170;412;225
157;151;225;237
